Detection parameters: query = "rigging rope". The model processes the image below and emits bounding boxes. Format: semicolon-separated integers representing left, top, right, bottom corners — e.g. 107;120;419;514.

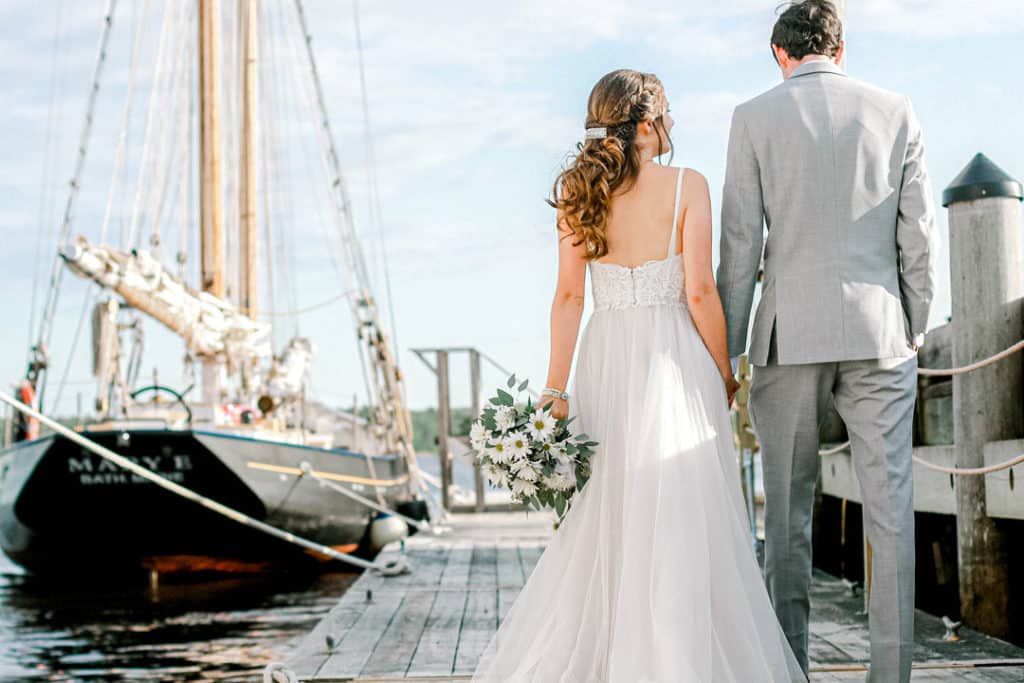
27;0;67;361
99;0;149;246
299;462;434;533
34;0;119;409
125;0;173;250
51;284;97;416
260;290;360;317
352;0;401;355
284;2;377;409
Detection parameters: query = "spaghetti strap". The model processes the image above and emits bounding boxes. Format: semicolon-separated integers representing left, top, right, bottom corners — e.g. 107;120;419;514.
667;167;684;257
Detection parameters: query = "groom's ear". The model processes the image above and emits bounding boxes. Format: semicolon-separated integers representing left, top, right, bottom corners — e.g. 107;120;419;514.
833;40;846;66
771;44;787;66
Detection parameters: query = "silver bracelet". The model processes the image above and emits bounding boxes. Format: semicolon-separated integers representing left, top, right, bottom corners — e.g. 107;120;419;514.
542;387;569;401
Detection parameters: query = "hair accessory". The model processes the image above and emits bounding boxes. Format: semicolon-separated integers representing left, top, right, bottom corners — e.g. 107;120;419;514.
584;127;607;140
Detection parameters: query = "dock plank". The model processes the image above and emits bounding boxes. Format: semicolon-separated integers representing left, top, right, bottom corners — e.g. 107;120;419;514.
281;511;1024;682
404;589;467;677
315;589;407;680
453;588;498;675
440;541;473;587
495;543;523;587
360;590;437;678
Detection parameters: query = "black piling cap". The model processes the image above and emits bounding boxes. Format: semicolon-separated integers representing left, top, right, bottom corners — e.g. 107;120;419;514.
943;153;1023;207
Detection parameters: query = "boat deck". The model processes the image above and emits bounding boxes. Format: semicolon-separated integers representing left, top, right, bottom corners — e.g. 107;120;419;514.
276;512;1024;682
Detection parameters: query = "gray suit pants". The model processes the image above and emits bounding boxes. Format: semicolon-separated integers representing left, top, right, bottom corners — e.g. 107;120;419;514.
750;338;917;683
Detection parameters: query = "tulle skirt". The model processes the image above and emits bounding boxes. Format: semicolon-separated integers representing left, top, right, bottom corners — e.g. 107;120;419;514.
472;302;806;682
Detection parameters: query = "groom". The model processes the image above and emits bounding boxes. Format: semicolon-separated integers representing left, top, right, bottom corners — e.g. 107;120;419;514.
717;1;938;681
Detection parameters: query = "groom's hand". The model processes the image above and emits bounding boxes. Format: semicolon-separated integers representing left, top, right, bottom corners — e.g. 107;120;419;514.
725;376;740;406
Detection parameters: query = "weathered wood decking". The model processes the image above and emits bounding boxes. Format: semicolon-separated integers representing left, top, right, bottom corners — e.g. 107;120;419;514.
278;512;1024;682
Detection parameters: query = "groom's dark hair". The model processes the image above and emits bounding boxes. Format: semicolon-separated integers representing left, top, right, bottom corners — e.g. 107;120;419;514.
771;0;843;61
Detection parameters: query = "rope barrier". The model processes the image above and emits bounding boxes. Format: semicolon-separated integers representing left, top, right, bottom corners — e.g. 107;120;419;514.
917;339;1024;377
0;390;410;576
816;440;1024;476
742;427;1024;476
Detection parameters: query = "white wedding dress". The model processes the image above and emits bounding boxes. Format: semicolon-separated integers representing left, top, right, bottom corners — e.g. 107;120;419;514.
472;169;806;682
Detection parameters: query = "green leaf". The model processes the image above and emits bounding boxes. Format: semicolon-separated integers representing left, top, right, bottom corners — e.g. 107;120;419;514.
518;379;529;392
555;494;567;518
495;389;514;406
507;374;517;389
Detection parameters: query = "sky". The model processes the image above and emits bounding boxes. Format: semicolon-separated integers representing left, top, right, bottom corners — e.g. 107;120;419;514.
1;0;1023;416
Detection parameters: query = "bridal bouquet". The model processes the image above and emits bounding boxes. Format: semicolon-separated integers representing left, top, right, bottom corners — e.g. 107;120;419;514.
470;375;597;519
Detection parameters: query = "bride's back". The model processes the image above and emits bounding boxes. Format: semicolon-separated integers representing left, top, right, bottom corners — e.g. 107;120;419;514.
596;164;683;268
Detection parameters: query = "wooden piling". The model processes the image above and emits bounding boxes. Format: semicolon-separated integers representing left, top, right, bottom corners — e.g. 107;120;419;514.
436;351;452;512
943;153;1024;637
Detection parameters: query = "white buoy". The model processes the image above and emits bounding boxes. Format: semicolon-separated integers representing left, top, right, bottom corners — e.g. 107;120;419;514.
369;515;408;550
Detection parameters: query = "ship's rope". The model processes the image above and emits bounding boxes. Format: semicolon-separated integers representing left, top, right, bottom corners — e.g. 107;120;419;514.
27;0;68;359
34;0;119;408
145;0;194;256
283;3;379;416
125;0;173;250
51;284;99;416
0;390;411;576
99;0;149;246
352;0;401;355
298;462;435;534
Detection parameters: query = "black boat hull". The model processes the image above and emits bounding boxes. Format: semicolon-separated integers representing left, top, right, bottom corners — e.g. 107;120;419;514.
0;429;414;576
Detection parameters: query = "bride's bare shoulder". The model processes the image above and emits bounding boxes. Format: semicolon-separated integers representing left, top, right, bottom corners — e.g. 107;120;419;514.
680;167;710;201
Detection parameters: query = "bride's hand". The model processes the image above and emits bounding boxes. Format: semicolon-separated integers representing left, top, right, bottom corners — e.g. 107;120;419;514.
724;375;740;407
539;396;569;420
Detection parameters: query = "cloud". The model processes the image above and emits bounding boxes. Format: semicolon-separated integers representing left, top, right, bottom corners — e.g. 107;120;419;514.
849;1;1024;38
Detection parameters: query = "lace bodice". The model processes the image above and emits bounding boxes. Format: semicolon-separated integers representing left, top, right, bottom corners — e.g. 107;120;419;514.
589;167;687;313
590;254;687;312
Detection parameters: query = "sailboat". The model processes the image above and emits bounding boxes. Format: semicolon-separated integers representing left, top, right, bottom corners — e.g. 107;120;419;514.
0;0;427;577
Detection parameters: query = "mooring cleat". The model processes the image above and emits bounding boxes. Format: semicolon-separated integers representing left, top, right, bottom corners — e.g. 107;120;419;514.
942;616;963;642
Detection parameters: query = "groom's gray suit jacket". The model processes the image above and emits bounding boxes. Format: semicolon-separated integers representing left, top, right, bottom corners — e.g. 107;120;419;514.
716;60;938;366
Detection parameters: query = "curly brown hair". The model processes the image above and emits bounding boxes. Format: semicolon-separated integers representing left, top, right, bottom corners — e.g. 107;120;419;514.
771;0;843;61
549;69;671;260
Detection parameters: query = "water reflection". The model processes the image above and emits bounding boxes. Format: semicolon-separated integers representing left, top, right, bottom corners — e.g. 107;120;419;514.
0;556;357;681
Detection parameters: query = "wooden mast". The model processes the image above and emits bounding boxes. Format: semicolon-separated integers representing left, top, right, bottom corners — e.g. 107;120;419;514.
239;0;259;320
199;0;224;298
198;0;224;404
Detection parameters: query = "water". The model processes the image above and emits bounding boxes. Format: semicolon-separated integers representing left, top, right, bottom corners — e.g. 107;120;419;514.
0;555;357;682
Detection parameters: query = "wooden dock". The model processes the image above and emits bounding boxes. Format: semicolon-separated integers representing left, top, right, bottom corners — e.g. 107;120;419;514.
276;512;1024;682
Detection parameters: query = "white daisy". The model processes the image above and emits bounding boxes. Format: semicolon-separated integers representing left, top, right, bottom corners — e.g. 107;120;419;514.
483;464;509;488
516;462;539;482
511;478;538;499
488;437;513;464
525;410;555;442
506;430;530;461
469;421;489;451
494;406;515;432
554;460;577;490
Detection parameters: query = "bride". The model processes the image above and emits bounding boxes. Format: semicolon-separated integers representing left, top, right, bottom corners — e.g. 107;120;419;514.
472;69;806;682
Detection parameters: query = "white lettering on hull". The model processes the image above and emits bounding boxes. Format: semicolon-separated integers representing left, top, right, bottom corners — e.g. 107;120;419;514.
69;451;195;487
